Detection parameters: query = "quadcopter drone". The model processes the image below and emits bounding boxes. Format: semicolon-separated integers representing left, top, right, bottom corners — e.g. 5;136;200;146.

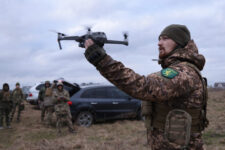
52;28;128;49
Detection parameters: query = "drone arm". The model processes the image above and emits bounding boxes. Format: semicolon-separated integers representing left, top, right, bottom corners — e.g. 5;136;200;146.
105;40;128;46
58;36;83;42
58;40;62;50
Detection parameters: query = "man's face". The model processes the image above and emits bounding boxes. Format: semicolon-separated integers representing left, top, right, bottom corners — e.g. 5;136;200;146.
46;83;50;88
16;85;20;89
158;36;177;59
58;85;63;90
3;85;9;91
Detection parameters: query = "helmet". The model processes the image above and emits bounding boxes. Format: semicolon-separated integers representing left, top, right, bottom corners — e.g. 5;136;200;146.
45;81;51;87
45;81;50;84
57;81;63;87
3;83;9;91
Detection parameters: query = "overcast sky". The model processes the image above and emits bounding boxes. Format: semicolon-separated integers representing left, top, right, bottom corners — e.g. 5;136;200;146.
0;0;225;88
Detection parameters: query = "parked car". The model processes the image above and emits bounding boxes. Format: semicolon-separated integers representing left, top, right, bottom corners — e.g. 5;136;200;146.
69;85;142;127
22;86;32;100
27;79;80;107
26;82;44;105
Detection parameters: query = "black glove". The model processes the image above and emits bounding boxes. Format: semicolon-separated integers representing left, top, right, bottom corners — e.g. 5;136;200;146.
84;44;106;66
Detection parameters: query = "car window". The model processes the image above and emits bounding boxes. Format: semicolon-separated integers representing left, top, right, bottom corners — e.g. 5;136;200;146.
36;84;45;90
81;87;108;98
107;87;130;99
64;86;71;90
63;85;79;96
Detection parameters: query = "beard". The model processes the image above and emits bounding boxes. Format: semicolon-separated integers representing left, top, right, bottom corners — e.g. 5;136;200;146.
159;48;167;59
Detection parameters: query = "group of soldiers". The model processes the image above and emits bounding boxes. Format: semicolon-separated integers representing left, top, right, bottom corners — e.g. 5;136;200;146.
0;82;24;129
38;80;76;134
0;80;76;134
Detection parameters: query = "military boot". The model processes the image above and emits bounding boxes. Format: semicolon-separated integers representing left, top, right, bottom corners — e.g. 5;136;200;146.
69;129;77;134
57;129;62;136
9;117;13;122
41;117;44;123
7;126;12;129
6;121;11;129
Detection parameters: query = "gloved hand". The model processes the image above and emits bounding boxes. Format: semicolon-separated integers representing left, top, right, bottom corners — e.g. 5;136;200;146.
84;39;106;66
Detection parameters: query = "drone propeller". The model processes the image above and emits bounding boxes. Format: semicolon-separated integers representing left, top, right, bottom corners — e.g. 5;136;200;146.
49;29;58;33
83;25;92;31
49;30;66;50
84;26;92;35
49;29;66;36
87;27;91;32
123;32;128;40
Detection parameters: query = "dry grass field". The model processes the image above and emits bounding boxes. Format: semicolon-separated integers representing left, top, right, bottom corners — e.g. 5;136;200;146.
0;89;224;150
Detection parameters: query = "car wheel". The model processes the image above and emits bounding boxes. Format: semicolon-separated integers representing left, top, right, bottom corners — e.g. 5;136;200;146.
76;111;93;127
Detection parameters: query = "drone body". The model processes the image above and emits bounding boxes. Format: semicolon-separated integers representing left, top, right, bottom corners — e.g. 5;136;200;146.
54;28;128;49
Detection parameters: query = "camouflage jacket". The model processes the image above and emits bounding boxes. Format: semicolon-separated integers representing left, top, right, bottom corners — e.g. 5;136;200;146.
96;40;205;108
12;88;24;104
38;87;54;106
94;40;206;149
0;91;12;108
38;87;48;101
52;89;70;114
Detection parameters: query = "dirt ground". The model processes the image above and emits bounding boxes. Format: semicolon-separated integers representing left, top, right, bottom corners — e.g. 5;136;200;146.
0;89;225;150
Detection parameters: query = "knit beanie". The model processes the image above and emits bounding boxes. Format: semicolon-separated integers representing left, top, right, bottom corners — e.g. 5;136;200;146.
159;24;191;47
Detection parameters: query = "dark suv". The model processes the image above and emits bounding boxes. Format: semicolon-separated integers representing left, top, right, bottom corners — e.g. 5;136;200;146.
69;85;142;127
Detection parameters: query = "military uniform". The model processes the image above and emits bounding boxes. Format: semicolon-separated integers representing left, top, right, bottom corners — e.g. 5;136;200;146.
39;87;54;125
141;101;153;145
45;87;55;126
0;83;12;128
52;83;74;133
10;83;24;122
84;25;208;149
38;86;47;122
38;81;54;124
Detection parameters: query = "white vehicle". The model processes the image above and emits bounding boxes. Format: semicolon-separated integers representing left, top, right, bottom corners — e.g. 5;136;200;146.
26;82;45;105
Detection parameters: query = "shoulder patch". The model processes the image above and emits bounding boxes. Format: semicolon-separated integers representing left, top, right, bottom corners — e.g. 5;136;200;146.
161;68;179;79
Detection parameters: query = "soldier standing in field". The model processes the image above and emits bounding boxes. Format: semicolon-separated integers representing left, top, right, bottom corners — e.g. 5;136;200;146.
52;82;75;134
0;83;13;129
84;24;208;150
44;81;57;126
38;81;51;122
10;82;24;122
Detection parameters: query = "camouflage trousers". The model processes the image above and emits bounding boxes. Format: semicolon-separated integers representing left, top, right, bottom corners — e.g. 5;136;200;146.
0;107;11;127
144;116;152;145
39;101;46;121
45;106;54;126
56;113;74;133
10;102;22;121
148;128;205;150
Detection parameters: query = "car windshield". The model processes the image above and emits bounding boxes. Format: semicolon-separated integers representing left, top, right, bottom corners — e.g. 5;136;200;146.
22;86;31;94
36;84;45;90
